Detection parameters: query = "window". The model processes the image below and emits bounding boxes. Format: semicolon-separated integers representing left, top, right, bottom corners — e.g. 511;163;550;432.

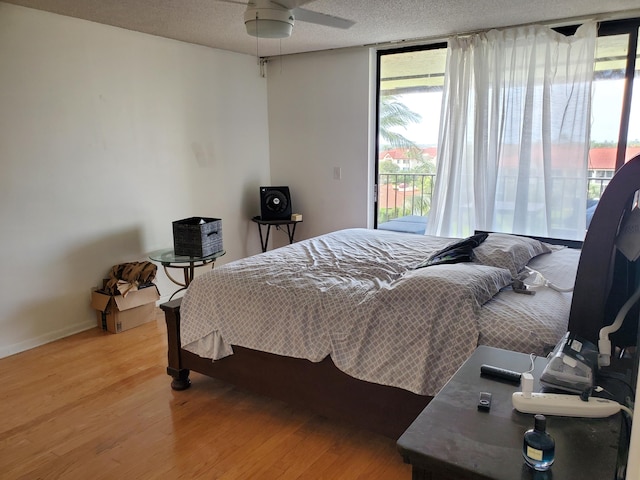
376;18;640;238
589;23;640;199
376;45;446;231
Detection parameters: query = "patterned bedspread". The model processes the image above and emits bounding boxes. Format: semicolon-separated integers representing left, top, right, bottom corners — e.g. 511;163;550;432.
478;245;580;355
180;228;577;396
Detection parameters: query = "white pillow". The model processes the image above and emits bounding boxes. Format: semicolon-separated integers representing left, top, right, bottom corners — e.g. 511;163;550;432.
473;233;551;277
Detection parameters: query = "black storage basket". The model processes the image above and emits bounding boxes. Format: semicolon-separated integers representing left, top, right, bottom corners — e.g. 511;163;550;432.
173;217;223;257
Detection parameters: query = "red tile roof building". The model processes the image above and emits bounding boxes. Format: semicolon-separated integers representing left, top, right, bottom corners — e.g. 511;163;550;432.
588;147;640;170
379;146;640;172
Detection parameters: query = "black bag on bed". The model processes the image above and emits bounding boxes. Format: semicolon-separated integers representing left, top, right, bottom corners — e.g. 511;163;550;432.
414;232;488;269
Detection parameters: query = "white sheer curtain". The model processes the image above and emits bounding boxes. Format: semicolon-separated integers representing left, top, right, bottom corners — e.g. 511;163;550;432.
426;22;597;240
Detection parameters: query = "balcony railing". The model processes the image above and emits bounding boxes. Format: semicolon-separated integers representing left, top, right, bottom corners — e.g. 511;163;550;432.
378;172;611;226
377;173;436;223
588;176;610;199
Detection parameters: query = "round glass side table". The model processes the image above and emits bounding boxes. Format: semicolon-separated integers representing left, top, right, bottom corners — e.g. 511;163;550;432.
148;248;226;299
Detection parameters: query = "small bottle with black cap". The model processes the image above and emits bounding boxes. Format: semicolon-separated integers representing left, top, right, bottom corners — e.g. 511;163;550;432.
523;414;555;471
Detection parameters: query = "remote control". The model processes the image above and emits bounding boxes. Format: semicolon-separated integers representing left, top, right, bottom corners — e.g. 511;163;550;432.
512;392;621;417
480;364;522;384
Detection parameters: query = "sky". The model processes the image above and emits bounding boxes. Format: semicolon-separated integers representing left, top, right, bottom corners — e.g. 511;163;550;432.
591;78;640;143
387;77;640;147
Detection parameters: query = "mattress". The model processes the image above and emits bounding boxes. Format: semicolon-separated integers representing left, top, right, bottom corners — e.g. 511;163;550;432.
478;245;580;355
179;228;579;396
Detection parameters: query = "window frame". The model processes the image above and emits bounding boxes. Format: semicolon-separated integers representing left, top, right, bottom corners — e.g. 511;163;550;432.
374;17;640;230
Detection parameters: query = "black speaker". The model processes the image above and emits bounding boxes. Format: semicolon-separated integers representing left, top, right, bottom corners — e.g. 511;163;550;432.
260;186;292;221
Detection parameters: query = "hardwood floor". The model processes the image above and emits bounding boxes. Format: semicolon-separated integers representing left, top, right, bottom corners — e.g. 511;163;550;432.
0;311;411;479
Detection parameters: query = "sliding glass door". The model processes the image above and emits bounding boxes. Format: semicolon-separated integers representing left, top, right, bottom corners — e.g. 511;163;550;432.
375;18;640;239
376;45;446;235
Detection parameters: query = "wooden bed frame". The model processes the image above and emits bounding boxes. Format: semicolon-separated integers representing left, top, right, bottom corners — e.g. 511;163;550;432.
161;154;640;439
161;297;430;439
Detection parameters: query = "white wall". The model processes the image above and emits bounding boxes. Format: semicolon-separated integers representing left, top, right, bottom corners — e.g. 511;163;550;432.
628;362;640;479
266;48;375;243
0;3;270;357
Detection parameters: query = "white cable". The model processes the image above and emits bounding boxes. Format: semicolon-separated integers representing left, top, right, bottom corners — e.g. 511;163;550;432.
523;267;574;293
524;353;536;374
620;404;634;419
593;385;634;418
598;282;640;367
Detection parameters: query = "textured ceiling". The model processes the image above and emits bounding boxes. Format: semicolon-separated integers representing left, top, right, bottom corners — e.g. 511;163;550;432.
3;0;640;57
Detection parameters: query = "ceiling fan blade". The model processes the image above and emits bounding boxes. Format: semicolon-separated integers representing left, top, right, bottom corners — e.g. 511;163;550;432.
216;0;249;5
293;7;355;29
273;0;316;8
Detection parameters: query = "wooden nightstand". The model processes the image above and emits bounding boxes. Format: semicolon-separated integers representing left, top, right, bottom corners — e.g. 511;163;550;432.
397;346;622;480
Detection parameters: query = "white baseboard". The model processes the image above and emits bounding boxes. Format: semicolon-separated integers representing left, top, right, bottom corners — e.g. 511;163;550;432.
0;320;96;360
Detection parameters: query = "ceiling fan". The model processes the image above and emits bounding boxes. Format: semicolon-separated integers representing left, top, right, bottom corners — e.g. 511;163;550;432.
218;0;355;39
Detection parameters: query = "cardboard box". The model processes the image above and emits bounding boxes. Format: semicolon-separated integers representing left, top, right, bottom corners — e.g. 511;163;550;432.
90;285;160;333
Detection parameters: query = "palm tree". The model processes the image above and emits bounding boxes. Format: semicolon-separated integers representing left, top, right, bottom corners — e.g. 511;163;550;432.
377;95;430;226
379;95;422;150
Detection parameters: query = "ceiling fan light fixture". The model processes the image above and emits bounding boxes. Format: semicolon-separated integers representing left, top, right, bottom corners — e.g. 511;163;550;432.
244;7;294;39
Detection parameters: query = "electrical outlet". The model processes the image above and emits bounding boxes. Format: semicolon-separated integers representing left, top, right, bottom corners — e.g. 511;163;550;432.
333;166;342;180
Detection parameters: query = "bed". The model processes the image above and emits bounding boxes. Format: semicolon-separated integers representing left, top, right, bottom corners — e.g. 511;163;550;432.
161;153;640;439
